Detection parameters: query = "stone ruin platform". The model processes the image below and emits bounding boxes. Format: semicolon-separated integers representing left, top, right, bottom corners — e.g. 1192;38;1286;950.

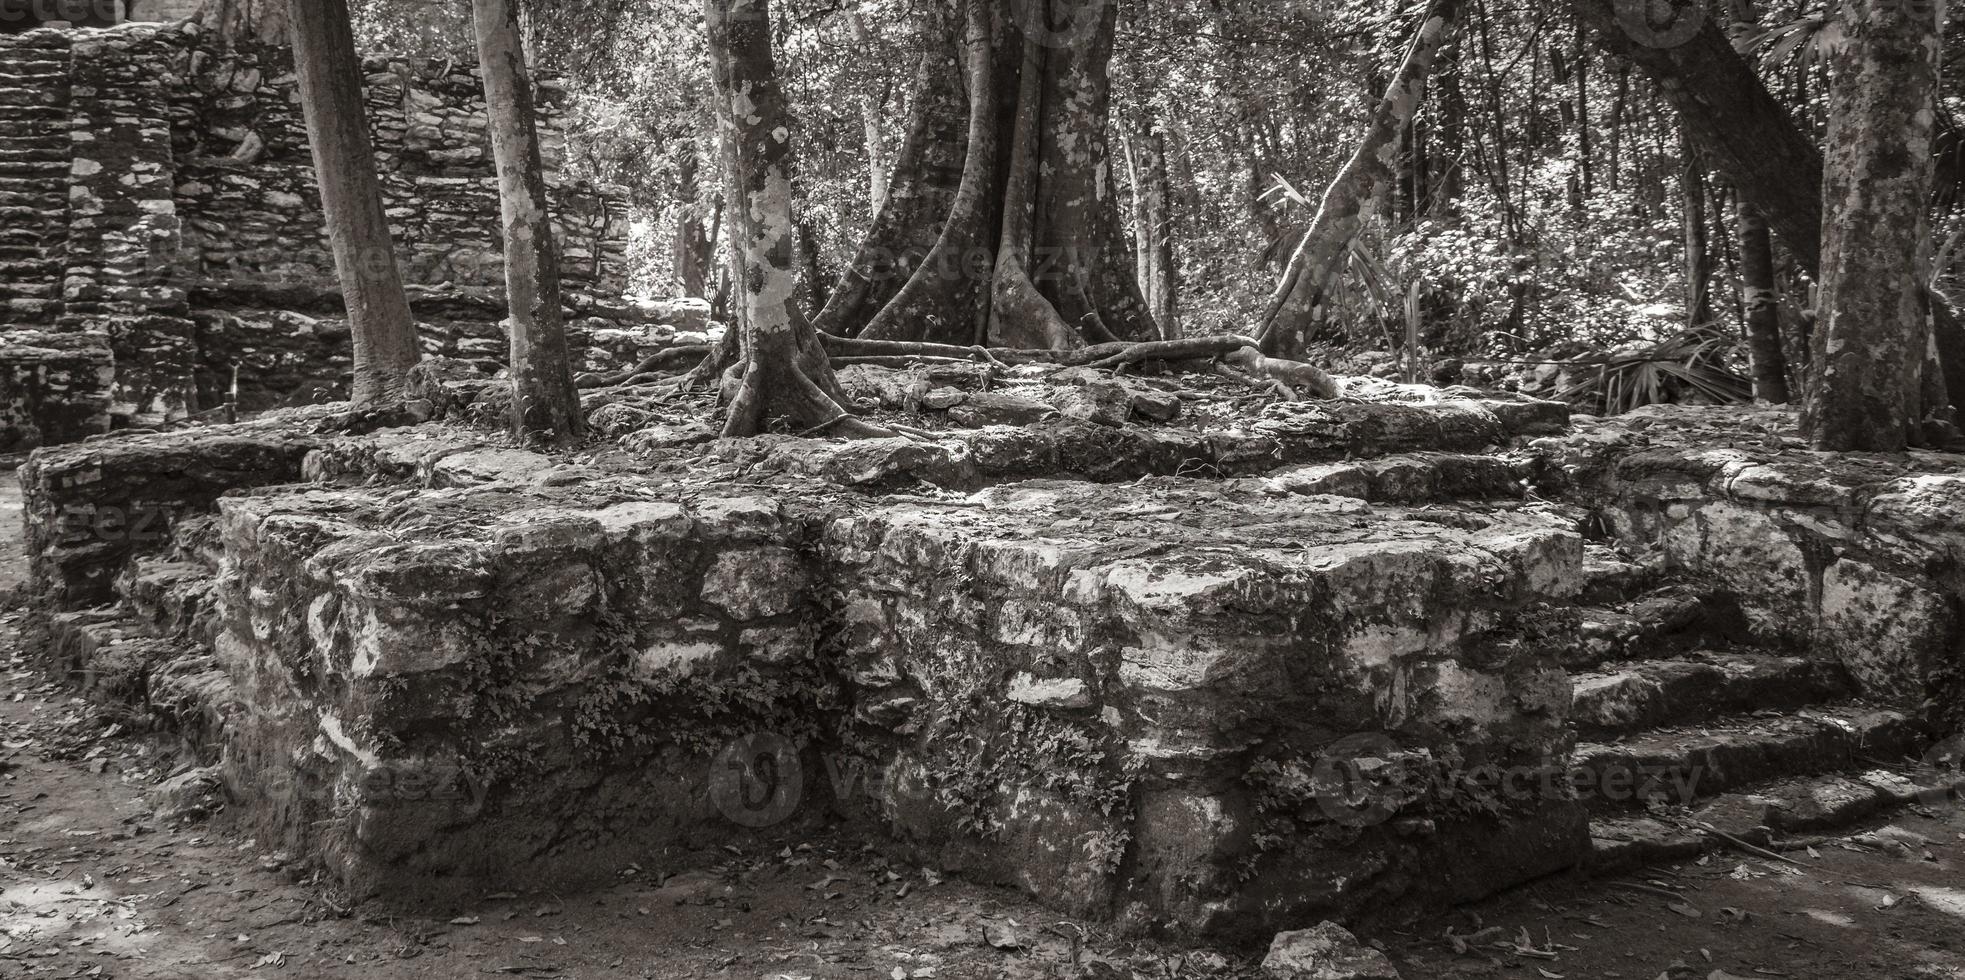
16;390;1965;941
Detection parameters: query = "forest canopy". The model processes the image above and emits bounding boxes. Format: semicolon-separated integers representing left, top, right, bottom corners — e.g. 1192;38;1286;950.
328;0;1964;450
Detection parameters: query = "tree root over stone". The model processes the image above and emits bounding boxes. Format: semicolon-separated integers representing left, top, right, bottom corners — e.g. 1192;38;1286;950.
584;331;1343;436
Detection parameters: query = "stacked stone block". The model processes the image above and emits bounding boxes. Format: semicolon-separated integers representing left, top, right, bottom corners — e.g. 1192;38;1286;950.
0;30;72;323
0;21;636;426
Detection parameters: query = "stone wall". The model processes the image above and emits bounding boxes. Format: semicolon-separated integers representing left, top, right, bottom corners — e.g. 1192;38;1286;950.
16;393;1589;939
0;20;634;421
0;331;112;455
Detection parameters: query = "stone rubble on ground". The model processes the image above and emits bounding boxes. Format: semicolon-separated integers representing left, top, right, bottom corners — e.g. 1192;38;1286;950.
1260;922;1403;980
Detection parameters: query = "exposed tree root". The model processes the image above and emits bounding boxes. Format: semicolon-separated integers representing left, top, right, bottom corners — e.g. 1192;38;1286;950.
1079;335;1262;370
831;355;982;368
576;345;714;389
1215;346;1341;400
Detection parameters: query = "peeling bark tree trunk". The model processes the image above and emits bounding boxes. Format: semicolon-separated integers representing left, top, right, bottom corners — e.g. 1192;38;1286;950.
705;0;881;438
1737;201;1789;402
1256;0;1456;356
288;0;422;406
1802;0;1942;451
811;0;1155;350
473;0;583;445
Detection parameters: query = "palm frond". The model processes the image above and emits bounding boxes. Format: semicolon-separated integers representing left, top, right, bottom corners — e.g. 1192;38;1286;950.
1555;327;1754;416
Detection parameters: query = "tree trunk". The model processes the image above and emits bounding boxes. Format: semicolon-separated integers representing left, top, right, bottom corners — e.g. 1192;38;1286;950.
1680;129;1713;327
473;0;582;444
863;93;891;216
1124;128;1150;295
810;0;1154;350
1574;0;1965;420
1737;201;1789;402
1801;0;1942;451
1574;15;1593;201
1257;0;1457;356
704;0;880;438
288;0;421;406
1140;127;1177;339
674;150;713;299
1435;32;1466;209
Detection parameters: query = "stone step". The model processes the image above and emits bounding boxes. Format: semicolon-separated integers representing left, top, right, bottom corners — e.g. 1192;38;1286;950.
0;65;66;80
0;102;65;120
0;121;69;138
167;514;226;571
147;652;244;763
0;204;64;222
46;604;237;761
47;606;187;706
0;139;68;155
0;145;69;162
117;559;219;643
0;87;68;109
1562;587;1713;669
0;196;65;211
4;296;57;319
1588;767;1965;875
1579;544;1662;604
1570;651;1853;737
0;196;64;215
1573;706;1929;811
1246;452;1530;504
0;258;61;277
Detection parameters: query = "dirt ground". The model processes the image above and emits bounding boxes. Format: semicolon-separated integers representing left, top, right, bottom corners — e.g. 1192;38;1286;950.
5;478;1965;980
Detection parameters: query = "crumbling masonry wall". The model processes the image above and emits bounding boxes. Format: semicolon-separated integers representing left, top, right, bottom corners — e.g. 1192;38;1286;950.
16;396;1592;940
1554;407;1965;725
0;20;632;426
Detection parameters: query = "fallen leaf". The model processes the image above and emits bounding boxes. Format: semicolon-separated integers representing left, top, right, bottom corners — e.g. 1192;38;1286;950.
983;922;1024;951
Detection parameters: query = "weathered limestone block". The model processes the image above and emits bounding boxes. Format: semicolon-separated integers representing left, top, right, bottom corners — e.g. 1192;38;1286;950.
20;414;321;608
207;482;833;895
1820;560;1954;706
823;480;1585;937
1869;474;1965;557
